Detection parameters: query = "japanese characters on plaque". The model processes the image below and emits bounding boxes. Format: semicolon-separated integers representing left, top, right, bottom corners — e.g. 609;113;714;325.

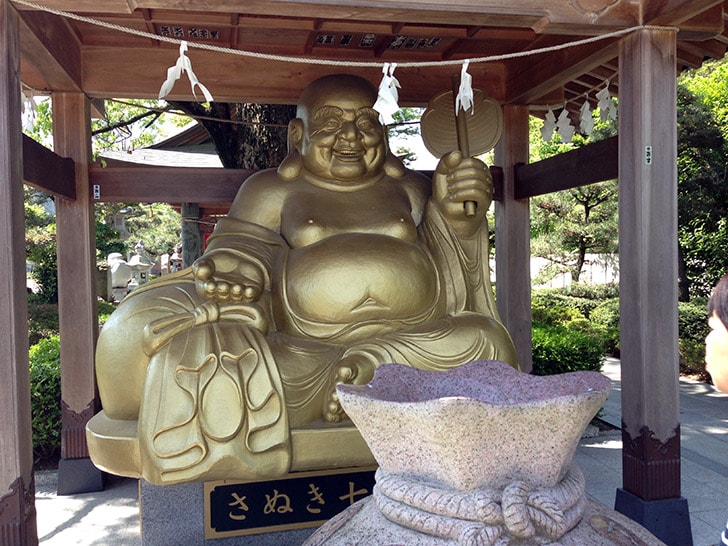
204;467;376;539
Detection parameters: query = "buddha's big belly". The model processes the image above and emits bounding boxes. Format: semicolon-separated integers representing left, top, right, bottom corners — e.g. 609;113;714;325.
279;233;439;325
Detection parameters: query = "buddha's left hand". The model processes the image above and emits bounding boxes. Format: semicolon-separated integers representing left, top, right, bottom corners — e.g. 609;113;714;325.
433;151;492;238
192;250;264;305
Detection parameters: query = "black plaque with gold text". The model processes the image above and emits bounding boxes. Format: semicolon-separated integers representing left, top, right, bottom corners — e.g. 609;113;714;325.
204;466;376;539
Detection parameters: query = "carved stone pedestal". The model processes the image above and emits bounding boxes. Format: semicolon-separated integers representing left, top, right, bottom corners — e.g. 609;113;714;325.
306;361;666;546
140;480;316;546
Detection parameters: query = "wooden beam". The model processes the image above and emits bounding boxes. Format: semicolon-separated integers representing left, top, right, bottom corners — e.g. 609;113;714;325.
88;164;252;202
673;4;724;41
528;87;566;110
81;45;506;105
679;37;726;61
53;93;100;482
505;38;619;105
676;45;704;68
494;105;532;373
618;27;680;457
615;30;690;543
0;0;37;541
17;9;82;91
128;1;558;29
88;165;476;209
645;0;724;29
15;0;132;13
514;136;617;199
22;134;75;199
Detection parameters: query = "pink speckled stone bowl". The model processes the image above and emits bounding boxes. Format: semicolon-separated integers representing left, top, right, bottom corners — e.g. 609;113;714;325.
337;360;610;491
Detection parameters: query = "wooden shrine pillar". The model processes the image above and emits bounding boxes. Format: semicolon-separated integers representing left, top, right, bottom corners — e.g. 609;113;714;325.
181;202;204;267
0;0;38;543
52;92;103;495
615;28;691;546
494;105;532;373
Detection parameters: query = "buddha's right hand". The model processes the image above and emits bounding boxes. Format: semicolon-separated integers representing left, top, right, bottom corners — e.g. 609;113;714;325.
192;251;264;304
324;354;376;423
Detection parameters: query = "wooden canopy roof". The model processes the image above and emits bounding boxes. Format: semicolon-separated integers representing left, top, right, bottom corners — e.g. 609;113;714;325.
14;0;728;118
0;5;716;533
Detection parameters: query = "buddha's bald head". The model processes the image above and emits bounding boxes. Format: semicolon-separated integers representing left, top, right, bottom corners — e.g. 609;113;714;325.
297;74;378;119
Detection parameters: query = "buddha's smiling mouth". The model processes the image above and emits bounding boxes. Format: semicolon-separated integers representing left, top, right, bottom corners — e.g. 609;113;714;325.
333;148;364;160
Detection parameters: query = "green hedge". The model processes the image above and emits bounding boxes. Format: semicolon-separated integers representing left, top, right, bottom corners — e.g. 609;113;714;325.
555;282;620;300
531;323;605;376
28;297;59;347
97;299;117;325
532;283;619;319
29;336;61;460
532;286;712;377
678;299;709;376
532;291;598;320
589;298;620;356
532;300;584;327
679;299;709;340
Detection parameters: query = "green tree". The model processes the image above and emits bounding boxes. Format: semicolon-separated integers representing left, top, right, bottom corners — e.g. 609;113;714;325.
388;107;425;166
25;190;57;303
24;99;187;279
675;81;728;300
681;58;728;137
121;203;183;259
531;180;618;283
167;101;294;169
529;114;619;284
91;99;182;153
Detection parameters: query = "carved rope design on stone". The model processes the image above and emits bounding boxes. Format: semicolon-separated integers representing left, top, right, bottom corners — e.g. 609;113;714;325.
373;465;586;545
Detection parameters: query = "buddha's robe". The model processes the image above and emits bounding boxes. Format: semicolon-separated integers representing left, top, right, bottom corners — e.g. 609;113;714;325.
100;193;515;484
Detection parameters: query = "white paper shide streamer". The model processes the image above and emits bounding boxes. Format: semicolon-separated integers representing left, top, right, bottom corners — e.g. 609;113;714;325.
373;63;401;125
455;60;474;115
158;41;214;102
541;109;557;140
579;96;594;136
21;84;37;132
596;81;617;122
556;109;575;143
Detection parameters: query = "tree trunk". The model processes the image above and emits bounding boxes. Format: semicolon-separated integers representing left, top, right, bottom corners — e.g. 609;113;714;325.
677;243;690;302
168;102;295;169
166;102;297;261
572;238;587;283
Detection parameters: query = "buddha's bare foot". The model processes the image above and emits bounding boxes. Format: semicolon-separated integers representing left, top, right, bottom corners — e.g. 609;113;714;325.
323;355;376;423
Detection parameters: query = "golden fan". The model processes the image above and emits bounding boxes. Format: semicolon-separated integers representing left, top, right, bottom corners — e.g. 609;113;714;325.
421;84;503;216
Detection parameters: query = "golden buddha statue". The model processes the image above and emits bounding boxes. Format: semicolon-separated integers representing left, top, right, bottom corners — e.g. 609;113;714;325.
88;74;517;485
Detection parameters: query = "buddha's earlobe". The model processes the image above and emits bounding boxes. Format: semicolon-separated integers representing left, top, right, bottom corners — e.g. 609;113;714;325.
278;119;304;179
384;152;406;178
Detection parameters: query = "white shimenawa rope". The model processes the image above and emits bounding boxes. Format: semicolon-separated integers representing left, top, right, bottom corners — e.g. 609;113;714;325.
11;0;676;69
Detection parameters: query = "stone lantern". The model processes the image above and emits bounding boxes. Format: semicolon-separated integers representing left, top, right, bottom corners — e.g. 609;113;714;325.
127;241;153;292
107;252;132;302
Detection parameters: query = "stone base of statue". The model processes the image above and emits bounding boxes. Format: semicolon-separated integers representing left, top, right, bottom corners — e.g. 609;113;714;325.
139;479;316;545
304;361;666;546
138;465;376;544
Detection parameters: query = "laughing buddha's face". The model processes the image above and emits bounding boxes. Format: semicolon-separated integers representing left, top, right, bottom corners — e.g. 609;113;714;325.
296;83;388;184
